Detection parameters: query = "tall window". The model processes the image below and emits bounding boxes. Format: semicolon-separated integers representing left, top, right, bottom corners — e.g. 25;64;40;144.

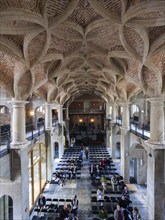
29;143;47;210
0;195;13;220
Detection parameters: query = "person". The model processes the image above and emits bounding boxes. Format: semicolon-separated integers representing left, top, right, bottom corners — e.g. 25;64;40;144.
118;195;128;209
85;146;89;159
111;174;119;191
100;175;107;192
71;195;79;219
59;204;72;220
97;188;104;201
61;169;67;186
38;194;46;211
99;206;108;220
122;186;130;200
79;150;83;161
114;205;125;220
133;207;142;220
118;176;126;192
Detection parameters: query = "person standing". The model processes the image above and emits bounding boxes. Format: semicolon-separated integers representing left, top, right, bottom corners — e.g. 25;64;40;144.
38;194;46;212
114;205;125;220
133;207;142;220
85;146;89;159
71;195;79;219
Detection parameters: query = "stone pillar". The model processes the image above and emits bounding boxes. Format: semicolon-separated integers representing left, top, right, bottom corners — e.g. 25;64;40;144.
145;147;165;220
149;98;165;144
10;100;28;146
45;103;52;131
120;102;130;183
111;124;116;159
58;105;63;124
110;103;117;158
106;129;111;148
145;97;165;220
5;100;30;218
106;102;111;118
111;103;117;123
58;105;64;158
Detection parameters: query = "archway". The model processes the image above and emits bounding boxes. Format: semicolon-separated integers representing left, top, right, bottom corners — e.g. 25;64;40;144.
116;142;121;159
54;142;59;159
0;195;13;220
129;143;147;184
131;104;140;124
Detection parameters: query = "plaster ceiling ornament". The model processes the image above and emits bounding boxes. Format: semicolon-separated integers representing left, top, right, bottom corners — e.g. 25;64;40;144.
0;0;164;103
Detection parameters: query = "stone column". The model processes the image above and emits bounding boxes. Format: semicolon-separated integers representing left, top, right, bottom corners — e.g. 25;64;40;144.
111;124;116;159
106;128;111;148
11;100;28;146
110;103;117;158
145;147;165;220
45;103;52;131
106;102;111;118
58;105;64;158
149;98;165;144
145;97;165;220
111;103;117;123
6;100;29;218
58;104;63;124
120;102;130;183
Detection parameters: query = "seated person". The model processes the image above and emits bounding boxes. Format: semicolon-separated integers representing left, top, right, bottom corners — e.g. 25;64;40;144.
111;174;119;191
122;186;130;200
97;188;104;201
99;206;108;220
59;204;71;220
100;175;107;192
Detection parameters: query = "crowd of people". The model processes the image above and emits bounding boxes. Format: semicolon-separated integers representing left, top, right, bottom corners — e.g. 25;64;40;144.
35;145;142;220
53;158;82;186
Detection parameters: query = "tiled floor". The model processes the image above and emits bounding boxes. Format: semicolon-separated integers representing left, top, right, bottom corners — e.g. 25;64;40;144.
30;147;148;220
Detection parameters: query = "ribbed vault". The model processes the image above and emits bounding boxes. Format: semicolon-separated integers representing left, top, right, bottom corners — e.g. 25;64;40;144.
0;0;165;104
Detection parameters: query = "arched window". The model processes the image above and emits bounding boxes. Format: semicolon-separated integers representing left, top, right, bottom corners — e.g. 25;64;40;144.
0;195;13;220
29;143;47;210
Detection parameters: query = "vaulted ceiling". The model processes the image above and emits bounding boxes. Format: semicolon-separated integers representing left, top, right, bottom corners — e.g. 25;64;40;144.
0;0;165;105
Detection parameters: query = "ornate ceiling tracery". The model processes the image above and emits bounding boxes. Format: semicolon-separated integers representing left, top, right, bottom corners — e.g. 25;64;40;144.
0;0;164;104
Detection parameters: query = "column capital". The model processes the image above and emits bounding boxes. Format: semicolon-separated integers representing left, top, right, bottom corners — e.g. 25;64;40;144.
148;97;165;105
120;101;131;107
120;126;130;132
9;99;28;106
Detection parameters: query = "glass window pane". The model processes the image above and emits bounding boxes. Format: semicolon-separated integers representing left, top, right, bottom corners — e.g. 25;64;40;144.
33;162;40;201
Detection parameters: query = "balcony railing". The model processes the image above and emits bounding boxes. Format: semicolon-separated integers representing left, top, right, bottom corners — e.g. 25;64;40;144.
69;108;105;114
116;117;150;140
0;121;45;158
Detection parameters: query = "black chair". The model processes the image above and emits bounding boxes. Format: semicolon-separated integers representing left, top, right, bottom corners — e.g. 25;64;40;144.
66;199;72;203
52;198;58;205
91;196;97;202
40;216;47;220
46;198;52;205
32;216;39;220
47;217;55;220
